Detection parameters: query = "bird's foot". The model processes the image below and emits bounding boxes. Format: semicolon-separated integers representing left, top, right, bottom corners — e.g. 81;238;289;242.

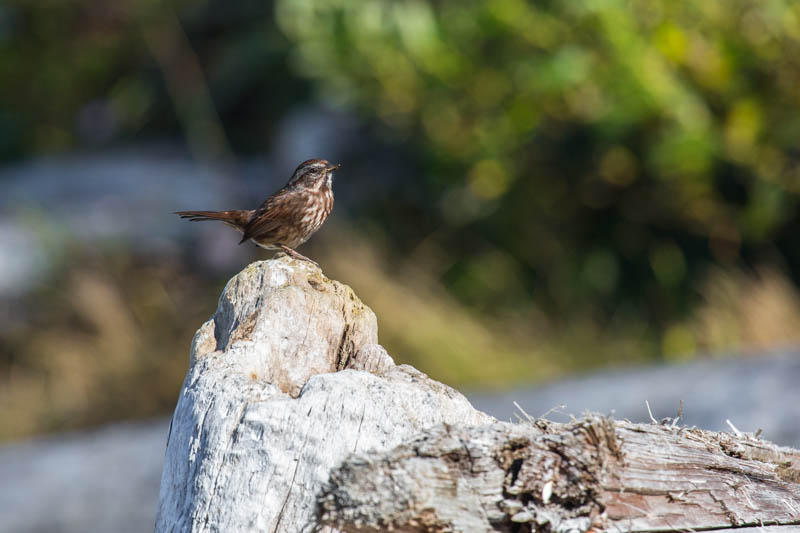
277;245;319;267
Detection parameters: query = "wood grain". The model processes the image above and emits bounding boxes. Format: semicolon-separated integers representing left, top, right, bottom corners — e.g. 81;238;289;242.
320;417;800;532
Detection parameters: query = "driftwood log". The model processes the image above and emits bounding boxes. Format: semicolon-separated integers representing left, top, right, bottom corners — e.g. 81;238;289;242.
156;257;800;532
320;418;800;532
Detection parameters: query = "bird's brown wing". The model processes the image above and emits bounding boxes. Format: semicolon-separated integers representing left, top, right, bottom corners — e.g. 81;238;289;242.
238;189;303;244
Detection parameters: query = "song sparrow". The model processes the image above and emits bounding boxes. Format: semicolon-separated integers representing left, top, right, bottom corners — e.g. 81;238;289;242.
176;159;338;264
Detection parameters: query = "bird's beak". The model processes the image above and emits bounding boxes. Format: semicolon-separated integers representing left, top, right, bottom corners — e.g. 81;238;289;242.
327;163;341;171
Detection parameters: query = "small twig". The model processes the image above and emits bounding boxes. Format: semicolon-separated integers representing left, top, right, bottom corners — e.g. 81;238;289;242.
645;400;658;424
783;498;800;515
539;403;567;420
513;401;535;423
617;499;650;516
726;419;743;437
671;400;684;428
739;485;756;510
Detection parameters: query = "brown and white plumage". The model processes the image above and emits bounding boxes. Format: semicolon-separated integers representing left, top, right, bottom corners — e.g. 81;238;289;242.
176;159;338;264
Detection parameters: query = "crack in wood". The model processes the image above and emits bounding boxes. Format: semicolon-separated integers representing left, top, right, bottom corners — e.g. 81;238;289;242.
198;403;250;532
334;323;352;371
273;458;301;533
352;405;366;454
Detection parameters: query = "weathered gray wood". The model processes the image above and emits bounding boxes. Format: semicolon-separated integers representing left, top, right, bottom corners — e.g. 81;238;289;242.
155;257;491;533
319;416;800;532
157;256;800;533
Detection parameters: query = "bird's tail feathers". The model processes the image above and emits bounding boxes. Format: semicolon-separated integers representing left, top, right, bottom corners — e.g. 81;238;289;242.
175;210;251;229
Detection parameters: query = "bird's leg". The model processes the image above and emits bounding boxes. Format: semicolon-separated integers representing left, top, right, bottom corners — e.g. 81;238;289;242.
277;244;319;266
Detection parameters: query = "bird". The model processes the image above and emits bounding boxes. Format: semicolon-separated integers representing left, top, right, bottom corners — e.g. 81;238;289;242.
176;159;338;265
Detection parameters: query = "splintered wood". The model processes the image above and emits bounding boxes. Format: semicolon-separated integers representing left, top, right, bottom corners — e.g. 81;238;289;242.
319;416;800;532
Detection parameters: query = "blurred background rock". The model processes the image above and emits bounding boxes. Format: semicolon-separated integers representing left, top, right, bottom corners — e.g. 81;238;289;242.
2;0;800;445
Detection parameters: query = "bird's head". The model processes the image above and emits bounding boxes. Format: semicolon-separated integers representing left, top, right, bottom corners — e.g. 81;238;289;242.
287;159;340;190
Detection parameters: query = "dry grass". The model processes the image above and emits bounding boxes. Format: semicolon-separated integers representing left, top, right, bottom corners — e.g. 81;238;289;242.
693;266;800;353
0;249;218;440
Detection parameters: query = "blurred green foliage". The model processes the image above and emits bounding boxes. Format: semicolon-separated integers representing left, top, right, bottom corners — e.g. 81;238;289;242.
2;0;800;386
274;0;800;352
0;0;306;159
